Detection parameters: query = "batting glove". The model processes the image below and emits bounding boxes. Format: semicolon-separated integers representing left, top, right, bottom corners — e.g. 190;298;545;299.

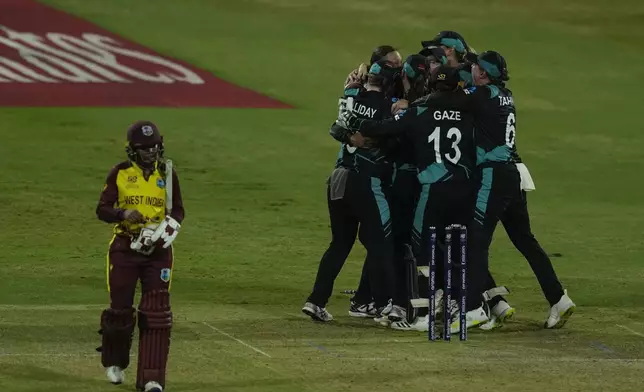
130;227;156;255
150;216;181;249
336;110;364;131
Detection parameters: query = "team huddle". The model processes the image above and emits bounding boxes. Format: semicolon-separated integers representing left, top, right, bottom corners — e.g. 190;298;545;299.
302;30;576;334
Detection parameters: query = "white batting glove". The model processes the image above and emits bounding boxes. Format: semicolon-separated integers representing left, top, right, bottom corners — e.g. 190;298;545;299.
151;216;181;249
130;227;156;255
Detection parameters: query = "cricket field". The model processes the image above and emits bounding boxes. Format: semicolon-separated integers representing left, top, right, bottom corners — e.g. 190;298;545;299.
1;0;643;391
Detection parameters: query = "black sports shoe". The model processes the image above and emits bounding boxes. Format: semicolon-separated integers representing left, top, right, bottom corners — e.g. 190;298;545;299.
348;301;376;318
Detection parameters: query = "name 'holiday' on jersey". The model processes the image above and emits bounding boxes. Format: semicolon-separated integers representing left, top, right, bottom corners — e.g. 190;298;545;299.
465;84;521;165
334;88;396;179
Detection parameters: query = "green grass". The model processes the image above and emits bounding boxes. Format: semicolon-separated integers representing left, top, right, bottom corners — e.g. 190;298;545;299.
1;0;644;390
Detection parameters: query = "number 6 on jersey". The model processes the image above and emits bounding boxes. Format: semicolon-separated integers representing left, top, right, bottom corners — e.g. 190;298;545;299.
505;113;516;147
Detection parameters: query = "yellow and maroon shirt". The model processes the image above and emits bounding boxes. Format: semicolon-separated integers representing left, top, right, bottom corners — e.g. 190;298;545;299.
96;161;185;236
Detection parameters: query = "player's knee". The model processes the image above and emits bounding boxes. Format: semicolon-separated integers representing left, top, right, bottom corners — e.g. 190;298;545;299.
509;233;537;248
328;239;354;256
101;307;136;331
362;235;391;255
138;289;173;330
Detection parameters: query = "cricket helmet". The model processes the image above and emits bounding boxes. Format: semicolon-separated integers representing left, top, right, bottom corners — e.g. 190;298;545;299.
125;121;164;164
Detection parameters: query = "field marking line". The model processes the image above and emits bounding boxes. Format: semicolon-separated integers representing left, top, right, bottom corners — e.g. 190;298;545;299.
202;322;271;358
0;304;104;311
617;325;644;338
589;341;618;355
0;353;100;357
279;355;643;363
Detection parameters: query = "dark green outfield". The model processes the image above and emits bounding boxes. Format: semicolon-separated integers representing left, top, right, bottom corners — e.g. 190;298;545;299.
1;1;643;390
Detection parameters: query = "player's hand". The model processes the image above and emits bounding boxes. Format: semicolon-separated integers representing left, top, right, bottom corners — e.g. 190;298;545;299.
344;63;369;88
363;137;378;148
337;110;362;131
150;216;181;249
356;63;369;80
336;109;351;128
130;227;156;255
123;210;144;223
344;69;360;88
349;132;365;148
392;99;409;115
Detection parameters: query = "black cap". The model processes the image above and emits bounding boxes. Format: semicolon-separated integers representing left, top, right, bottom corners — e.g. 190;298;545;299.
430;65;461;89
403;54;429;81
464;52;478;63
421;30;469;54
456;63;474;88
418;46;449;65
127;121;162;147
474;51;509;81
369;59;402;80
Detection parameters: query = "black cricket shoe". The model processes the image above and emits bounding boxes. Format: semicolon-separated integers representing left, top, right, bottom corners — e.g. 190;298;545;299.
348;300;376;318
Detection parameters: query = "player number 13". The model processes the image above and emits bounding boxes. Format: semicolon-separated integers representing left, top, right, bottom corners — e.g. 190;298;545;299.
428;126;462;164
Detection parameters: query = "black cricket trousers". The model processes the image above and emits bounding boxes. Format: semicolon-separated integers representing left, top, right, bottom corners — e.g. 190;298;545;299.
487;189;565;306
412;179;475;302
353;168;419;307
307;169;395;309
467;163;564;310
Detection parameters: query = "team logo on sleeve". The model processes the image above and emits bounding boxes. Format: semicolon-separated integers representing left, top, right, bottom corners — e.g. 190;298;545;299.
156;178;166;189
160;268;172;282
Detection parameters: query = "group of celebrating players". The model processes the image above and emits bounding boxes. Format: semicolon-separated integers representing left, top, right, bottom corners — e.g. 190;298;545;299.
302;30;576;334
90;29;580;392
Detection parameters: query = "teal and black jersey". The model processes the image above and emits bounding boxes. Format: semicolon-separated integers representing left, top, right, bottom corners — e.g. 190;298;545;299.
346;90;476;184
464;84;521;165
391;134;416;172
333;88;396;179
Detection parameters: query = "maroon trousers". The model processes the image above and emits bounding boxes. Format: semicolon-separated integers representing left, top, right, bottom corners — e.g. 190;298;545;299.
107;235;173;309
103;235;174;389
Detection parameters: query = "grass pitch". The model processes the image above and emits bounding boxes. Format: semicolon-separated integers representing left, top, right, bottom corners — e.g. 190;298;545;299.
1;0;644;391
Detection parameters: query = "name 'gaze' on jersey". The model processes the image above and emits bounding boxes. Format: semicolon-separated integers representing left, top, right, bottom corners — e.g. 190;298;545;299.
403;92;476;183
340;88;477;184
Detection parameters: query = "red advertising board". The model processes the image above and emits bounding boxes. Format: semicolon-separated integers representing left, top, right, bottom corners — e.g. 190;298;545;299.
0;0;290;108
